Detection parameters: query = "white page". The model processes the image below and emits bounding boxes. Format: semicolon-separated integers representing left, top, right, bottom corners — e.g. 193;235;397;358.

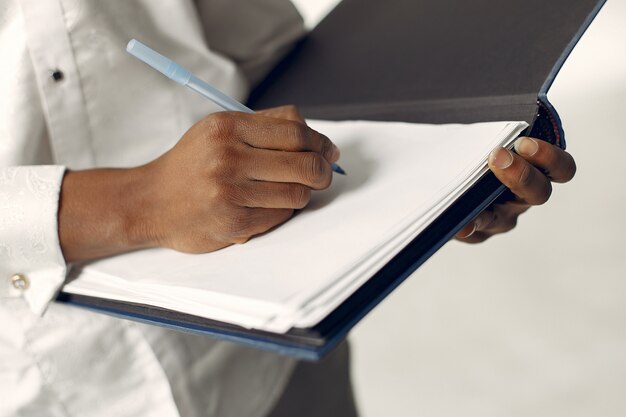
64;120;527;332
285;122;526;329
291;149;515;329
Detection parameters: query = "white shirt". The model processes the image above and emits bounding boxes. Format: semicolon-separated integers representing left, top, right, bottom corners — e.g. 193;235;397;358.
0;1;305;416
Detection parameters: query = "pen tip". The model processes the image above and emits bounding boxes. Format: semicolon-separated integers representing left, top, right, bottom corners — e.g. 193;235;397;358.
332;164;346;175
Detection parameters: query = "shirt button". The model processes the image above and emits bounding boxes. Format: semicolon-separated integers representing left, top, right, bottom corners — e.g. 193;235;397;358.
50;69;64;82
11;274;30;290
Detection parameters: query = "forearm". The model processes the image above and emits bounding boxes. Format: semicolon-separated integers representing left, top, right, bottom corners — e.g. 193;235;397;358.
58;166;155;262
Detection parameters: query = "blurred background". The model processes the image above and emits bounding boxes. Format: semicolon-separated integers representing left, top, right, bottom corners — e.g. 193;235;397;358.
292;0;626;416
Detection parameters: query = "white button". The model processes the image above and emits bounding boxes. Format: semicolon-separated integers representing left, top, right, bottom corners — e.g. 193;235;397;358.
11;274;30;290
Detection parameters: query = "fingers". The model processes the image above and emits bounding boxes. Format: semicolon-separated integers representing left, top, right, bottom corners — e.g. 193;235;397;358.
455;209;497;243
455;203;529;243
455;221;479;241
455;210;495;240
457;137;576;246
488;147;552;205
204;112;340;164
244;116;340;164
455;230;492;244
235;181;312;209
513;137;576;183
245;148;333;190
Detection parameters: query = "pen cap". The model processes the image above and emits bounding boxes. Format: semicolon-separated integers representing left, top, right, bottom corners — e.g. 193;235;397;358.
127;39;191;85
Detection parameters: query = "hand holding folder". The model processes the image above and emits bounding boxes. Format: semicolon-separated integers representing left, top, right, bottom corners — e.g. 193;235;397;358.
455;137;576;243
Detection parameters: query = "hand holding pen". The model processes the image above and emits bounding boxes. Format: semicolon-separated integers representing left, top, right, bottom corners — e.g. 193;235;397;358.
63;39;345;256
127;39;345;175
130;106;341;253
59;102;340;261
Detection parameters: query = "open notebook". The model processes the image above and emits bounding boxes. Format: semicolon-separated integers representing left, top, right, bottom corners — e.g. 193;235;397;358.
63;119;527;334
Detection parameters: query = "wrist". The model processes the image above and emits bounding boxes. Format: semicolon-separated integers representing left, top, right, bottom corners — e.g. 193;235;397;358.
119;164;162;250
58;166;159;262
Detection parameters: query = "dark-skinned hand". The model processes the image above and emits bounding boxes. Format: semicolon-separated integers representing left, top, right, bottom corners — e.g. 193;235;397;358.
455;137;576;243
59;105;339;261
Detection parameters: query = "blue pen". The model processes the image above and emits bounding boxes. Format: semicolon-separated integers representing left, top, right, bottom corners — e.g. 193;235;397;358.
127;39;345;175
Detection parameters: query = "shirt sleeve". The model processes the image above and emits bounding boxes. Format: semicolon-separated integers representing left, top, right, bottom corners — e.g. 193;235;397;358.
195;0;307;87
0;165;68;314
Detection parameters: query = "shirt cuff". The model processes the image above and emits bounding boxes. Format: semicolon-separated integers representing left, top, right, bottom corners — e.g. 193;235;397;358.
0;166;68;314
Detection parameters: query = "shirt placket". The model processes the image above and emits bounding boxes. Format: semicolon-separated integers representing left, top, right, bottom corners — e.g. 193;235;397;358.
18;0;96;169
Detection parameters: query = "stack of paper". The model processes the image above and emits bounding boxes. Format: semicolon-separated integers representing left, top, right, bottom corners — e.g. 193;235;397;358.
64;119;527;333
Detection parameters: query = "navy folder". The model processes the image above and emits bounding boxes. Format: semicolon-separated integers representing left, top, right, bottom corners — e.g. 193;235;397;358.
58;0;607;360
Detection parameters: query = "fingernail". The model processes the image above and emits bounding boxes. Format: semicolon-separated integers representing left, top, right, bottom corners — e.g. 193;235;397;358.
514;137;539;157
459;222;477;238
331;144;341;161
489;148;514;169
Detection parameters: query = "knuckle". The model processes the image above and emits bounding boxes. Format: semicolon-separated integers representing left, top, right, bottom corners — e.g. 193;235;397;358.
536;183;552;205
205;112;236;138
285;208;295;221
501;216;518;232
300;153;328;187
224;208;253;240
288;185;311;209
207;146;239;177
488;207;518;234
319;135;334;159
284;104;302;120
288;122;310;149
219;181;247;205
517;164;533;188
544;146;559;166
212;180;230;197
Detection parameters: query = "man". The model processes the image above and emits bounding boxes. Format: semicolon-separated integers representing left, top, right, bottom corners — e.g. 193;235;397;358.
0;0;575;416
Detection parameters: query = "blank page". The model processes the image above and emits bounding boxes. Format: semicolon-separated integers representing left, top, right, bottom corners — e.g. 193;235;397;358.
64;120;527;332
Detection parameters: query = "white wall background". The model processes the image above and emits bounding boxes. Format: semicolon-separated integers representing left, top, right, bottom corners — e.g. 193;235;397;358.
292;0;626;416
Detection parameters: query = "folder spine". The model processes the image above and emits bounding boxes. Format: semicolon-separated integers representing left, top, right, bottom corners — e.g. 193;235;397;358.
533;0;608;149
